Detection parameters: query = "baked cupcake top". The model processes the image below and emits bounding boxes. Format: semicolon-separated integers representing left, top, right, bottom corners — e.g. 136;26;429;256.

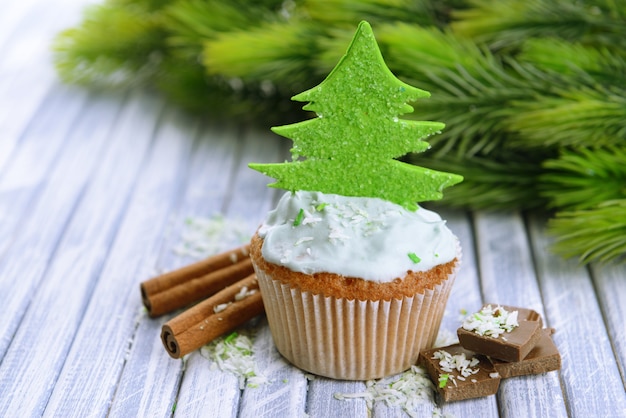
258;190;457;282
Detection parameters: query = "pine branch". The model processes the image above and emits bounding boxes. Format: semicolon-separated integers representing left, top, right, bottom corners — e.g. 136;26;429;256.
301;0;443;27
51;0;626;262
410;152;549;210
204;21;323;90
548;200;626;263
519;38;626;84
162;0;284;59
374;24;537;156
452;0;626;51
508;90;626;148
53;2;167;87
541;146;626;210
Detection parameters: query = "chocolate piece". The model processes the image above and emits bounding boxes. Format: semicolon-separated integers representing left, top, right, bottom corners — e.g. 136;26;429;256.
457;304;543;362
492;328;561;378
420;344;501;402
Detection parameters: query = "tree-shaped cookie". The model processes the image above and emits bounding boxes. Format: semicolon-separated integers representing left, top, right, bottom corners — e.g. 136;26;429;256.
250;21;462;211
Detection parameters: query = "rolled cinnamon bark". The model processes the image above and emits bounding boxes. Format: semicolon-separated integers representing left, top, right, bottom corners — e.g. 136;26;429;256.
161;274;264;358
141;245;253;317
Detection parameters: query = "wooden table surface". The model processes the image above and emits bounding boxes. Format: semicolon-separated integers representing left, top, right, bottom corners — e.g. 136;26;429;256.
1;1;625;417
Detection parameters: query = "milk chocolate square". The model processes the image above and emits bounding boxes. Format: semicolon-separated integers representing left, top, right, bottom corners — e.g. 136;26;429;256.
457;304;543;362
420;344;501;402
491;328;561;378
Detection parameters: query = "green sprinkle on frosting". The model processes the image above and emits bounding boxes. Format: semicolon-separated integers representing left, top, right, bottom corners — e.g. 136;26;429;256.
408;252;421;263
293;208;305;226
249;21;462;211
315;203;328;212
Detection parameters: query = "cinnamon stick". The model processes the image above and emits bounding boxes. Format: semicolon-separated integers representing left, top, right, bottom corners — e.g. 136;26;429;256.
161;274;264;358
141;245;253;317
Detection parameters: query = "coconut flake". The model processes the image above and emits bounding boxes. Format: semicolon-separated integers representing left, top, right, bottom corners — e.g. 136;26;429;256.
173;214;251;259
432;350;480;387
334;365;440;417
461;305;519;338
295;236;314;246
201;331;268;389
213;302;231;313
234;286;258;301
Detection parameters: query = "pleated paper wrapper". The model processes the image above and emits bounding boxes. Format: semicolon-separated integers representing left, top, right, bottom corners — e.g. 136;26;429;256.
253;247;460;380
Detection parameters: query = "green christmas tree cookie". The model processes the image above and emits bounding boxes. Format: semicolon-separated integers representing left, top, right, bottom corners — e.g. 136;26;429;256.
250;21;462;211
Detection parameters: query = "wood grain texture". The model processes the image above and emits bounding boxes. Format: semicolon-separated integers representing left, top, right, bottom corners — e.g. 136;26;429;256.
528;216;626;417
0;90;123;358
0;91;164;417
45;105;197;415
473;211;567;418
591;263;626;389
0;86;88;259
0;0;89;171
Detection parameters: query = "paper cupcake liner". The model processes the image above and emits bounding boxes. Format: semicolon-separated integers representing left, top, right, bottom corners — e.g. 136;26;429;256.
254;246;460;380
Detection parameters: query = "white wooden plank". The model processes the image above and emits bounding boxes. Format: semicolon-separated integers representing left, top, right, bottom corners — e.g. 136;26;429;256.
223;126;287;230
0;91;164;416
528;214;626;418
591;262;626;388
473;211;567;418
153;123;246;416
108;314;184;418
0;74;57;173
171;353;241;418
111;122;246;416
307;378;368;417
44;107;198;416
0;85;88;255
0;90;124;359
173;126;287;416
239;320;309;417
0;0;95;171
0;0;42;48
156;121;245;270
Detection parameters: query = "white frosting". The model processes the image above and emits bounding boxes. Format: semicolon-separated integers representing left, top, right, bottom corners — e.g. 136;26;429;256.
258;191;458;282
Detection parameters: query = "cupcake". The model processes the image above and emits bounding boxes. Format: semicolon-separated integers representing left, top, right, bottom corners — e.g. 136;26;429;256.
248;21;463;380
250;191;460;380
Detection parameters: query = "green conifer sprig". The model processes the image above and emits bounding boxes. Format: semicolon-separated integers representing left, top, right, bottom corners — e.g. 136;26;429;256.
52;0;626;264
541;146;626;210
204;21;322;89
413;153;548;210
520;38;626;82
549;200;626;263
54;2;166;86
301;0;441;28
452;0;626;51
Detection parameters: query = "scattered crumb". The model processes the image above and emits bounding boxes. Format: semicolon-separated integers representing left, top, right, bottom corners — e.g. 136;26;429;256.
200;331;268;389
334;365;445;418
432;407;455;418
173;214;251;259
